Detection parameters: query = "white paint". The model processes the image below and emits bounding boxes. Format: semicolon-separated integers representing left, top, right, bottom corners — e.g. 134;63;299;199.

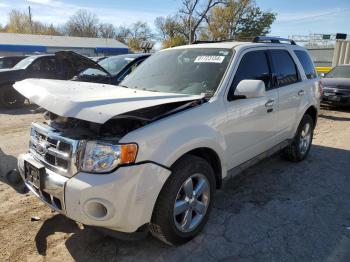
14;79;204;124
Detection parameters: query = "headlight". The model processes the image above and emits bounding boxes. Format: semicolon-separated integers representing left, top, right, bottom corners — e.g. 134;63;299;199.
80;141;138;173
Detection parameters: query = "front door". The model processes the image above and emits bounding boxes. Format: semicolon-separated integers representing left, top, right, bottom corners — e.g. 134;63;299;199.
223;49;279;169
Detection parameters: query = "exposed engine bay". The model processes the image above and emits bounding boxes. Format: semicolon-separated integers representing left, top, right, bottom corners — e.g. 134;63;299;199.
44;98;206;140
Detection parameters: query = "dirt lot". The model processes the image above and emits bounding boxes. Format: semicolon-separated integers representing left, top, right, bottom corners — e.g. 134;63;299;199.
0;105;350;262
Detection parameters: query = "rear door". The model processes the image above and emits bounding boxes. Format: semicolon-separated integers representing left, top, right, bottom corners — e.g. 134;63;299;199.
223;49;279;168
269;49;305;140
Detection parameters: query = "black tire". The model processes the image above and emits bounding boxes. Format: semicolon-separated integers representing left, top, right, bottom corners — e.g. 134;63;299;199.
0;85;25;109
283;114;314;162
150;155;216;245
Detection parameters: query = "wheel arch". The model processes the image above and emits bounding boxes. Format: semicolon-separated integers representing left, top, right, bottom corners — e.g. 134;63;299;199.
172;147;223;189
304;105;318;126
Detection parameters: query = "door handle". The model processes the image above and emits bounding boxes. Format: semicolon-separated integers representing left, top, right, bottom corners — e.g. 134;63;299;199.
298;90;305;96
265;99;275;108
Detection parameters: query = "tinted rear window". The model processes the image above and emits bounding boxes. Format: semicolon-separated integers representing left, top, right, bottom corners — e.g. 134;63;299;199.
270;50;299;87
294;50;317;79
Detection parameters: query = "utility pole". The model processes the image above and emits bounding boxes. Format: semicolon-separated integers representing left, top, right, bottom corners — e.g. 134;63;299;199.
188;1;193;45
28;6;33;33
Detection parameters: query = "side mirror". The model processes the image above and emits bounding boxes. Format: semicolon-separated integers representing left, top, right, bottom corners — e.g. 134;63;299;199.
234;80;266;99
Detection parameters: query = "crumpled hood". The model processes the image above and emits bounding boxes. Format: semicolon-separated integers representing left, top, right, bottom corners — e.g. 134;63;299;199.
14;79;203;124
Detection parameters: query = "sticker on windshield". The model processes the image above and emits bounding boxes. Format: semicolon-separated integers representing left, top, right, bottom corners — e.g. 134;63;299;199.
194;56;225;63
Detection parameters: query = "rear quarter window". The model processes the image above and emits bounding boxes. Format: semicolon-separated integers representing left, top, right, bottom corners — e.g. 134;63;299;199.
294;50;317;79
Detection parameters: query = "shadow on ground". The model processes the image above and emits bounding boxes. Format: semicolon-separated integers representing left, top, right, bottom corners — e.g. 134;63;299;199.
0;148;26;193
0;104;40;116
33;144;350;262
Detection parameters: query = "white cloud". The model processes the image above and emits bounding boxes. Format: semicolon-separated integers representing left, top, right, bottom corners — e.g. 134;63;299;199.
27;0;56;5
276;8;350;24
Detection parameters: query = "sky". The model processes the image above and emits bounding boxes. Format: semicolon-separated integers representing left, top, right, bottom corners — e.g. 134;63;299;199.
0;0;349;38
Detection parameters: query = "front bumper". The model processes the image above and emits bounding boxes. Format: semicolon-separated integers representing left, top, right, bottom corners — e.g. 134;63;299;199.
322;88;350;106
18;153;171;233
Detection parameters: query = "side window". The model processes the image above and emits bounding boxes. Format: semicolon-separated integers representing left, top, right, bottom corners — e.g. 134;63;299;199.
228;50;271;101
40;58;56;73
294;50;317;79
270;50;299;87
30;59;42;72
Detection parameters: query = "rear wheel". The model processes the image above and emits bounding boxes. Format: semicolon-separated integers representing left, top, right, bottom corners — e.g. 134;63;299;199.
150;155;216;245
283;114;314;162
0;85;25;108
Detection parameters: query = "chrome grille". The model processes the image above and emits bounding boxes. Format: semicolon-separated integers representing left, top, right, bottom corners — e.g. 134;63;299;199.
29;122;81;178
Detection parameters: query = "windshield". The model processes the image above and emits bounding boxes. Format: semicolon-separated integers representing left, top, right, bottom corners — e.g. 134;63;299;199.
121;48;233;96
100;56;136;75
79;56;135;77
13;56;36;69
326;66;350;78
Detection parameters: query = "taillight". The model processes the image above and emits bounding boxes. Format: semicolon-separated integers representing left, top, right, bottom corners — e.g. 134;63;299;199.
318;82;324;95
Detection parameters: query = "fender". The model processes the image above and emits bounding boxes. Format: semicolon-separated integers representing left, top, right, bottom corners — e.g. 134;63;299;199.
121;101;229;179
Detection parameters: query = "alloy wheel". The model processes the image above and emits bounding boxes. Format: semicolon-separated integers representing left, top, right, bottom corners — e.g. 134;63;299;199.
173;173;210;233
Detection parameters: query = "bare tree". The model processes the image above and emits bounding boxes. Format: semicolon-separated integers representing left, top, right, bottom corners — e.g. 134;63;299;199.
115;25;131;44
115;22;154;51
99;23;116;38
65;9;99;37
179;0;227;43
5;9;61;35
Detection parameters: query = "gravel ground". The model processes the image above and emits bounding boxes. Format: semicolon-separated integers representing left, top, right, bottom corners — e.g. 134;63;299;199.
0;105;349;262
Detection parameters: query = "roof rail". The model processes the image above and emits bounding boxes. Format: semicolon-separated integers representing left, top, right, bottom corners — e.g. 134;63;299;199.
192;39;239;44
253;36;297;45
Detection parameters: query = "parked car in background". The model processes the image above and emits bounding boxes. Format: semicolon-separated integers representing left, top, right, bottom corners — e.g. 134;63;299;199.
15;37;320;245
89;56;108;63
74;53;151;85
321;64;350;106
0;56;27;69
0;51;110;108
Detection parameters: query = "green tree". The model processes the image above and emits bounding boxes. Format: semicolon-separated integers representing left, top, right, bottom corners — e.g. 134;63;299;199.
235;7;276;39
155;16;187;48
207;0;276;40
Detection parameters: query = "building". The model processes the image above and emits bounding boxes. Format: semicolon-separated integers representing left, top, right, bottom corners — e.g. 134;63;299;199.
0;33;129;57
308;48;334;67
332;40;350;66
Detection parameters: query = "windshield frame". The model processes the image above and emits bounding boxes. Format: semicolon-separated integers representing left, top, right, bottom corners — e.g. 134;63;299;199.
121;48;235;97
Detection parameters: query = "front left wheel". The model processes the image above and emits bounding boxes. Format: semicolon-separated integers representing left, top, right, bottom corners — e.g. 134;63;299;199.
150;155;216;245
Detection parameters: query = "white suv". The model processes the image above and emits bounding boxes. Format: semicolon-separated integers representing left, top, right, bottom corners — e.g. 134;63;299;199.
15;37;320;245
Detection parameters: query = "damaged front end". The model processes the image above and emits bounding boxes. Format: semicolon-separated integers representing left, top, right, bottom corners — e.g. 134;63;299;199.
43;98;205;140
28;96;205;183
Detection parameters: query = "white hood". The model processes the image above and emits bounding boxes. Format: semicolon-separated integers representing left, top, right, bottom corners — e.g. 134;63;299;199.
14;79;203;124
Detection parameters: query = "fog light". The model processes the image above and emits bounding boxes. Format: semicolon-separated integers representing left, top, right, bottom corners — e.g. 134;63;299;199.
84;200;108;219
